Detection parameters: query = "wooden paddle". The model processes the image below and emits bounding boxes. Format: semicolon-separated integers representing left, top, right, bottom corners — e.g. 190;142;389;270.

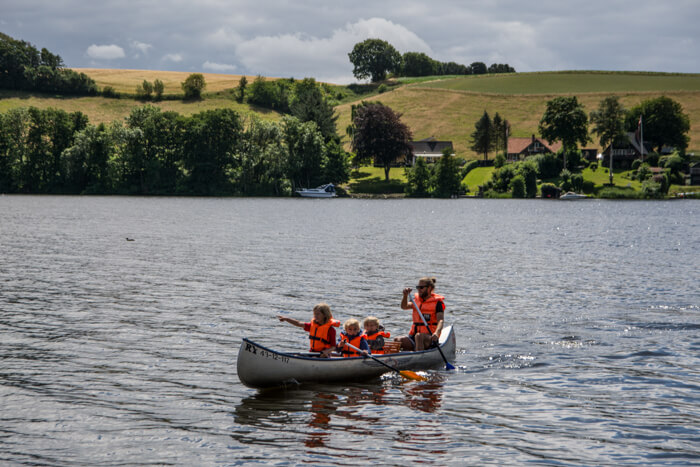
408;293;456;370
342;342;426;381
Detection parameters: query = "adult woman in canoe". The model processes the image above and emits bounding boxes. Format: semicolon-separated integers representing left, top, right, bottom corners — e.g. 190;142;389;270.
396;277;445;351
277;303;340;354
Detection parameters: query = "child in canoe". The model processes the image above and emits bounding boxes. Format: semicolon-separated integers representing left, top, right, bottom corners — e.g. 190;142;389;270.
362;316;391;354
277;303;340;354
321;318;370;358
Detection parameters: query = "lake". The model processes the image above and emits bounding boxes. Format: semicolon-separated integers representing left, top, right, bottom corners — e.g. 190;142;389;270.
1;196;699;465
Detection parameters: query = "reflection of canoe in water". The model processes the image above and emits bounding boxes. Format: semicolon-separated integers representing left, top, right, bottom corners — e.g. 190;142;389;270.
237;325;456;389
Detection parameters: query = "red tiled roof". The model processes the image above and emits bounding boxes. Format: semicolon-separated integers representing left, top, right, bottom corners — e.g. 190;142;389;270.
507;136;562;155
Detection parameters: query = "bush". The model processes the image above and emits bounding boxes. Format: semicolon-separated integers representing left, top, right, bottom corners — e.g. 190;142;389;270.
510;175;526;198
494;152;506;168
540;183;560;198
636;163;652;181
102;86;119;98
664;153;684;172
377;84;387;94
589;162;597;171
581;180;595;193
631;159;642;171
641;180;665;198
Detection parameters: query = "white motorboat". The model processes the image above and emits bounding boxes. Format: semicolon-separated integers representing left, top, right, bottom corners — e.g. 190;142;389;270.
237;325;456;389
296;184;337;198
559;191;589;200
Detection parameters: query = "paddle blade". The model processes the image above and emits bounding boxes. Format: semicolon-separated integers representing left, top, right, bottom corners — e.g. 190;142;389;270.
399;370;427;381
445;361;456;371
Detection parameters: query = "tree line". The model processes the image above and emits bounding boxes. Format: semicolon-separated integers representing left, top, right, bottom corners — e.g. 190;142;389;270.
0;105;350;196
348;38;515;82
0;32;98;95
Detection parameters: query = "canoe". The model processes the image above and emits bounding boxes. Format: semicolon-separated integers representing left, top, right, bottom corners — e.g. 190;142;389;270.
237;325;456;389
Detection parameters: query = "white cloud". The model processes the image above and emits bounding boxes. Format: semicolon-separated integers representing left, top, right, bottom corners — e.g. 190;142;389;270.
163;53;183;63
86;44;125;60
235;17;432;83
130;40;153;56
203;61;237;72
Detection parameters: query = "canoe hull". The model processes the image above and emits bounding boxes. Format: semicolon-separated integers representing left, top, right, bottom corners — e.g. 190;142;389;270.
237;325;456;389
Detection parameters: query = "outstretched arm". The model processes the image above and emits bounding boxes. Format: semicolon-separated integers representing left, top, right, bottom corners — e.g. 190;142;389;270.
277;315;305;329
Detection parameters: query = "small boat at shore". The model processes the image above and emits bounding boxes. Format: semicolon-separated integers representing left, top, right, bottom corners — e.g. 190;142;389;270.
296;183;337;198
237;325;456;389
559;191;589;200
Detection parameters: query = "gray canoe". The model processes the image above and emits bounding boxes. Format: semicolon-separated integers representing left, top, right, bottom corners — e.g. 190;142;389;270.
237;325;456;389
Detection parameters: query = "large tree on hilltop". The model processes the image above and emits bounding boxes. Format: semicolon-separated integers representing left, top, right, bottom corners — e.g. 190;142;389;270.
538;96;589;170
348;39;401;82
351;102;412;181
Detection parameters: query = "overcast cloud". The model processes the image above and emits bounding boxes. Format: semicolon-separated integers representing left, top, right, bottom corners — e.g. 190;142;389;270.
2;0;697;83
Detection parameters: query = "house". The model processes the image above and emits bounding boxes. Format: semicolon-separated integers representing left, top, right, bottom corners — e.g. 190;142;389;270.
407;137;454;165
507;135;562;161
601;132;653;168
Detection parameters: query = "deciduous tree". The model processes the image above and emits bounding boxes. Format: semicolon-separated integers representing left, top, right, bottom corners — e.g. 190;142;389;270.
348;39;401;82
181;73;206;99
626;96;689;153
351;102;412;181
538;96;589;170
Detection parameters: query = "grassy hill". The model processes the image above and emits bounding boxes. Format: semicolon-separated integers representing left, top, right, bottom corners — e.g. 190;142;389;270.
336;72;700;158
0;69;698;157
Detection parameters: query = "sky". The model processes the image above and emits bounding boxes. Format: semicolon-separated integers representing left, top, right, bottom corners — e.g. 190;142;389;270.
1;0;698;84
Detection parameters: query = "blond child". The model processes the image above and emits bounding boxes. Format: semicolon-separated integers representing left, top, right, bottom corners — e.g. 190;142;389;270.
277;303;340;353
362;316;391;354
322;318;370;358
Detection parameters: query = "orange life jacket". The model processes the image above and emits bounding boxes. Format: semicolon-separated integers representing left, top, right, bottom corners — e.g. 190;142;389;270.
363;330;391;354
309;319;340;352
339;333;366;357
410;293;444;336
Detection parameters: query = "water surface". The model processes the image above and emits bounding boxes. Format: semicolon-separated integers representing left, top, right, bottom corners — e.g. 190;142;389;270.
1;196;699;465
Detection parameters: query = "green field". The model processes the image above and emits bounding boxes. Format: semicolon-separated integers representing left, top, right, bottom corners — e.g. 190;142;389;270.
416;71;700;94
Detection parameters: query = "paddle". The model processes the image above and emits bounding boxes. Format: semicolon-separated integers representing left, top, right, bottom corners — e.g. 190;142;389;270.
342;342;426;381
408;292;456;370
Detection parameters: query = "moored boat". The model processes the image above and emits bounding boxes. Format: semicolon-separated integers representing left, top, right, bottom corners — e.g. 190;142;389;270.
237;325;456;389
296;183;336;198
559;191;589;200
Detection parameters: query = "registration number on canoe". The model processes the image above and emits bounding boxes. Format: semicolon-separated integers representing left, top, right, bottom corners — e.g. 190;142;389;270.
245;342;289;364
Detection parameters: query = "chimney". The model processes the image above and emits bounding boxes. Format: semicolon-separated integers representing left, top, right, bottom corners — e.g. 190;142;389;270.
532;134;536;143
